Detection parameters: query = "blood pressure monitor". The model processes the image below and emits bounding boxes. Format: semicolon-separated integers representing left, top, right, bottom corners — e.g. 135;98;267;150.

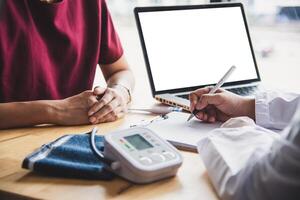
90;127;183;184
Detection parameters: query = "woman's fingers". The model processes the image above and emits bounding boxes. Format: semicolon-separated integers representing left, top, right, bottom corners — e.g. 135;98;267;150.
87;86;130;124
97;106;125;123
88;89;114;116
87;95;98;107
93;86;106;96
90;98;121;123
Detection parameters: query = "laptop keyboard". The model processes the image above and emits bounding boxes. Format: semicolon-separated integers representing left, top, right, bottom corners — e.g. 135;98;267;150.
176;86;258;100
227;86;257;96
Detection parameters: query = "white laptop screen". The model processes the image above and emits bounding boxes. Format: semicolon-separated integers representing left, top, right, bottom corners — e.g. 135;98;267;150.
137;6;259;92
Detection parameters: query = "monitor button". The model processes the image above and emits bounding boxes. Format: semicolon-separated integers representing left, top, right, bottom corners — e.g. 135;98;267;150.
162;151;176;159
139;157;153;165
150;153;166;162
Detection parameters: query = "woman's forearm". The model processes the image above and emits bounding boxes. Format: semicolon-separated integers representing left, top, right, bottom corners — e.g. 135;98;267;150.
100;55;135;103
0;100;59;129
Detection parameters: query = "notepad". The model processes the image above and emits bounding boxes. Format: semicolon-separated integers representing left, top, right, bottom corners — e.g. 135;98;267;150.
137;112;221;152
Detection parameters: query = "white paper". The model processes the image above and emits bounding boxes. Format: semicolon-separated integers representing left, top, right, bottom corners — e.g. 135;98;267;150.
145;112;221;149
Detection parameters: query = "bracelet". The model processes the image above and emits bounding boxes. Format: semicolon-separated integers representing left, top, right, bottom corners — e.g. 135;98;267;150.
110;84;132;104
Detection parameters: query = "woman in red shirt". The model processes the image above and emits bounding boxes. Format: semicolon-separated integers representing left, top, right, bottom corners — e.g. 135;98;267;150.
0;0;134;129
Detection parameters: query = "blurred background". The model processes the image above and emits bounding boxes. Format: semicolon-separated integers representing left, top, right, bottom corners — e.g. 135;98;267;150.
95;0;300;103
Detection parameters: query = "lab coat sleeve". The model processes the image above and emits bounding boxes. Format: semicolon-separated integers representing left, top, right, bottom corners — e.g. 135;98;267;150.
198;106;300;200
255;90;300;130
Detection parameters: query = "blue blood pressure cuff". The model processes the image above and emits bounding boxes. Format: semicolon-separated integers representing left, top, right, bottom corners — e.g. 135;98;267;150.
22;133;115;180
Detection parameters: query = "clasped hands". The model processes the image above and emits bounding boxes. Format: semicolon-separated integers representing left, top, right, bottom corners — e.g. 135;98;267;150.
55;85;129;126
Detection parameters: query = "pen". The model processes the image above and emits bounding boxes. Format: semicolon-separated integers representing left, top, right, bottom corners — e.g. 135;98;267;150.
187;65;236;122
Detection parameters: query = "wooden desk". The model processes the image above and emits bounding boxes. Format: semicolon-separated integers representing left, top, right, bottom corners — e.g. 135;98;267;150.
0;110;219;200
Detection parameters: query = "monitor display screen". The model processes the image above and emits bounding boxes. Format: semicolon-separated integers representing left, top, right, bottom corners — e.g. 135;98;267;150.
124;134;153;150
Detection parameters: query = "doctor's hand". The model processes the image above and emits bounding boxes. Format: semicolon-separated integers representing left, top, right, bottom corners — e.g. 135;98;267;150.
189;87;255;123
87;86;130;124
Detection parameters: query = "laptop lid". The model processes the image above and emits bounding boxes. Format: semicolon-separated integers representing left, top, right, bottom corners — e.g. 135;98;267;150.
134;3;260;97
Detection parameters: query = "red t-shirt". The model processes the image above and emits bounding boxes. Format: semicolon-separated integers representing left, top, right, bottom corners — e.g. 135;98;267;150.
0;0;123;102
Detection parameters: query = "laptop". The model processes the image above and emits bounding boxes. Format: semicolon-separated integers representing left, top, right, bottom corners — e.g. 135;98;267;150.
134;3;261;111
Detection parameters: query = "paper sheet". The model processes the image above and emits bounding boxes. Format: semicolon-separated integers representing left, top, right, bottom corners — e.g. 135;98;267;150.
144;112;221;150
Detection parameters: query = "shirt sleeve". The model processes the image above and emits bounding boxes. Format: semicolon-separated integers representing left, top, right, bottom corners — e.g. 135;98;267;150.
197;105;300;200
197;117;279;200
98;0;124;64
255;90;300;130
233;108;300;200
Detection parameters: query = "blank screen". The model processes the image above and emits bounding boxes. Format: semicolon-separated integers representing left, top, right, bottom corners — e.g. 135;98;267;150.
138;7;258;91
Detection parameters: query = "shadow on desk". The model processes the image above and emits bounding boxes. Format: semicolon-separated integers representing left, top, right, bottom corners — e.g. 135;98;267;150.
0;170;182;199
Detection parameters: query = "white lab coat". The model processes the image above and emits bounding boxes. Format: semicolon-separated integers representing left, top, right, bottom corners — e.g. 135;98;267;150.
197;91;300;200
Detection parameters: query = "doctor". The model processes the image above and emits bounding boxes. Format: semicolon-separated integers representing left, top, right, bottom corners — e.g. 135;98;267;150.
189;88;300;200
